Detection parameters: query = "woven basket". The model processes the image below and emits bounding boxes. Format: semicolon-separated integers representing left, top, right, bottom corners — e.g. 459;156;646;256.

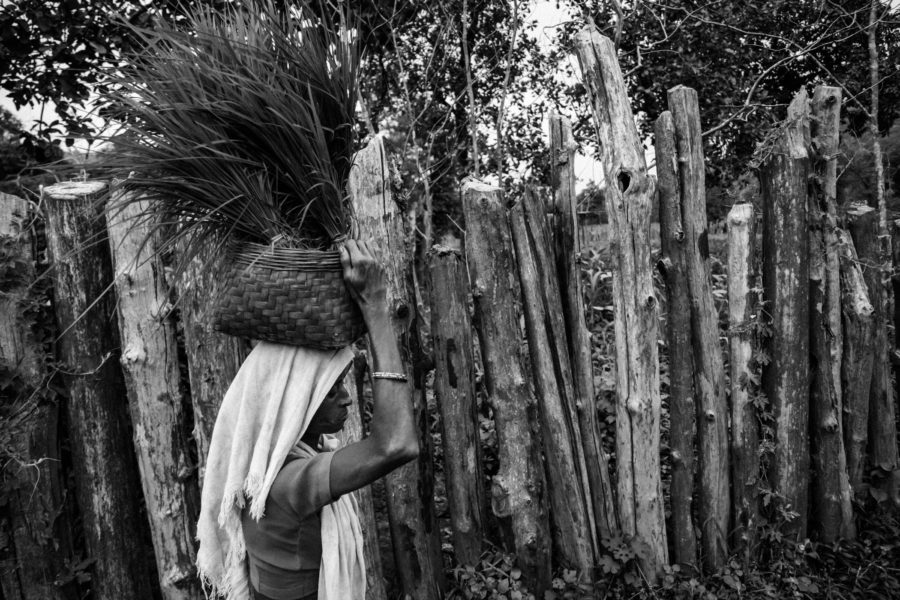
213;243;366;348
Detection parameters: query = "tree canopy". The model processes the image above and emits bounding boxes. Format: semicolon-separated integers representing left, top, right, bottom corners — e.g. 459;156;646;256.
1;0;898;217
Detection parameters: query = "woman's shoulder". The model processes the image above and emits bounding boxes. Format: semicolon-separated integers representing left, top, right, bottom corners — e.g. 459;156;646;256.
270;450;336;520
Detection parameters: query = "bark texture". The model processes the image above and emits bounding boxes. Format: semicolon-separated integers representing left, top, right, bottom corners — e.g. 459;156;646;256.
177;243;249;485
668;86;730;571
759;91;811;540
42;181;154;600
836;228;875;498
866;0;899;493
349;137;444;600
340;354;388;600
428;247;486;567
726;203;760;555
847;203;898;474
0;193;70;600
105;190;201;599
654;111;698;569
548;113;618;540
510;189;595;573
808;87;854;541
573;26;667;576
462;178;551;595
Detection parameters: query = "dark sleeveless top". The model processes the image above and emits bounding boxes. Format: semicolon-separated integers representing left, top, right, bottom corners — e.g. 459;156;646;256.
241;447;335;600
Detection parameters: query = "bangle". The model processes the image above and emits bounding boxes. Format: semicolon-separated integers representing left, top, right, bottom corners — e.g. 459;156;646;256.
372;371;408;382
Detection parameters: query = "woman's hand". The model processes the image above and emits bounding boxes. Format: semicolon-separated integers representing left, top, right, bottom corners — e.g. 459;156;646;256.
340;240;388;315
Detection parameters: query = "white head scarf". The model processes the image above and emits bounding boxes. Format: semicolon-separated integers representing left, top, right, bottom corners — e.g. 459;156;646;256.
196;342;364;599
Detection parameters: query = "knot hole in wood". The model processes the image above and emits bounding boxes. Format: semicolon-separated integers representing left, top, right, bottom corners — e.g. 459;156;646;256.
617;169;631;194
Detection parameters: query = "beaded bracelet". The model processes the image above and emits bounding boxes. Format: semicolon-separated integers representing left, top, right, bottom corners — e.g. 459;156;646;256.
372;371;408;382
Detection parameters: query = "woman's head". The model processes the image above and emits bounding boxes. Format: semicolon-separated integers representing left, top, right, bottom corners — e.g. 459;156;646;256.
304;369;352;437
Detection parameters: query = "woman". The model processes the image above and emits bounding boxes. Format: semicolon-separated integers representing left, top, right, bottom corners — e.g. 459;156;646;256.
197;240;418;600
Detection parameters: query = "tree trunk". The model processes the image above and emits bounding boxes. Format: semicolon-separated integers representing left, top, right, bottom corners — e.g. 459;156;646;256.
548;113;618;540
725;202;760;556
42;181;154;600
509;188;595;574
867;0;899;501
340;354;388;600
573;26;667;577
759;91;811;540
105;189;202;599
836;228;875;499
892;218;900;420
427;246;486;567
462;178;551;595
349;137;445;600
668;86;730;571
847;203;898;475
654;111;698;570
808;87;854;541
0;193;70;600
176;244;249;486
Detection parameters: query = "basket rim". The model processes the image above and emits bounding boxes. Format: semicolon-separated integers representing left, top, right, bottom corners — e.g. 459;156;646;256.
228;242;342;271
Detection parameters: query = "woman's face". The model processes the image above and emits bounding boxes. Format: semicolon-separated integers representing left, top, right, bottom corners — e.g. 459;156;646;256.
307;376;352;435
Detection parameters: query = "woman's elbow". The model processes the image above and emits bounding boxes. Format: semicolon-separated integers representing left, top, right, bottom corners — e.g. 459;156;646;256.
378;436;419;467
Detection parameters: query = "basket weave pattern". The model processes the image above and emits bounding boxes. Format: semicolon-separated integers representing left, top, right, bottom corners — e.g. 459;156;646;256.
213;244;365;348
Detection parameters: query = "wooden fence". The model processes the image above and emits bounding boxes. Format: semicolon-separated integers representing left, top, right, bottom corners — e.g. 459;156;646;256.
1;25;899;600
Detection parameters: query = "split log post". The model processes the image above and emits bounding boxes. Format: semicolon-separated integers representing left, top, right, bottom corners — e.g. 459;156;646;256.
573;26;668;577
668;86;729;570
427;246;486;566
105;188;202;599
349;137;445;599
177;245;249;485
0;193;71;600
340;354;388;600
893;218;900;399
836;228;875;498
759;91;811;540
809;87;854;541
42;181;154;600
725;203;760;556
510;188;595;573
847;203;899;477
462;178;551;595
548;113;618;539
654;111;698;569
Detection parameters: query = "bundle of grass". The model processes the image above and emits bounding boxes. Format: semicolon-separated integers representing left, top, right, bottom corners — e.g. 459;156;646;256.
99;0;365;347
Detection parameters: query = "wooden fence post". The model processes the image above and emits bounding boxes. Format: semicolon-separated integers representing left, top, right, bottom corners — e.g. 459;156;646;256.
349;137;445;600
847;203;899;481
463;178;551;595
105;188;201;599
42;181;153;600
654;111;698;569
0;192;71;600
340;354;388;600
573;25;667;577
177;244;249;484
667;86;729;570
510;188;595;574
759;91;811;540
894;218;900;404
548;113;618;540
809;86;854;541
428;245;486;567
836;228;875;498
726;202;760;556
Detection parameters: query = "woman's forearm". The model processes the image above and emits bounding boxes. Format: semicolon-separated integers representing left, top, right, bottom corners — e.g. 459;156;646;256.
363;307;418;461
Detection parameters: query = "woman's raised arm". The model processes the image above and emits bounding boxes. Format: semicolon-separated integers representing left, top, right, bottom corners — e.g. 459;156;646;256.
327;240;419;497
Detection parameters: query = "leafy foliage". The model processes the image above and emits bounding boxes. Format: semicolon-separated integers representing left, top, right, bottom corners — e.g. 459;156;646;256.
547;0;900;195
